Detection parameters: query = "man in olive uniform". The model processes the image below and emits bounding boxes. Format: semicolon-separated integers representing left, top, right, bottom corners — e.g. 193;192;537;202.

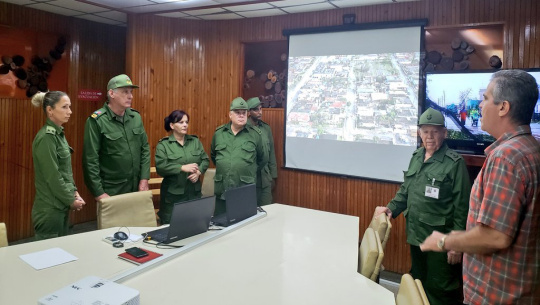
82;74;151;201
211;97;268;215
247;97;277;206
374;108;471;305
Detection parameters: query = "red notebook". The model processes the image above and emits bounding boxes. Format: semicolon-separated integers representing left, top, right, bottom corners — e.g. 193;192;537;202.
118;248;163;265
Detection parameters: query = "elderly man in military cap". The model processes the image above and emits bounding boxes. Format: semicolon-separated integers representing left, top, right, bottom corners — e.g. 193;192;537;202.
82;74;151;201
374;108;471;305
246;97;277;206
211;97;268;215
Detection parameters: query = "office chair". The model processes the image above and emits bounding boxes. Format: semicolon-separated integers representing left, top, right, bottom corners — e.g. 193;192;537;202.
369;212;392;250
415;279;430;305
0;222;8;247
370;230;384;281
201;168;215;197
358;227;383;280
396;273;430;305
97;190;157;229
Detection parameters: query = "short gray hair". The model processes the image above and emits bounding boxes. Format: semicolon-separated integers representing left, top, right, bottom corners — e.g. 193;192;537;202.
490;70;539;125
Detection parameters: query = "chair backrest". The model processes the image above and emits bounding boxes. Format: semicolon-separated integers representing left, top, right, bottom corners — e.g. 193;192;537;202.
415;279;430;305
0;222;8;247
97;190;157;229
369;212;392;250
358;227;380;279
201;168;215;197
370;230;385;281
396;274;425;305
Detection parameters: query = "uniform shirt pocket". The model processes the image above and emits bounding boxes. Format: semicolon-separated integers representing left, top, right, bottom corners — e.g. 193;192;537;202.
418;211;447;227
214;144;227;161
103;132;124;154
57;149;70;159
424;172;452;199
57;149;71;175
167;153;183;161
132;127;145;135
167;184;185;195
240;175;255;184
213;174;224;194
131;128;145;146
241;142;256;163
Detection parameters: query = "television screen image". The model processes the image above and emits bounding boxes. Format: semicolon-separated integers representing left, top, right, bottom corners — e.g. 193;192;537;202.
425;69;540;154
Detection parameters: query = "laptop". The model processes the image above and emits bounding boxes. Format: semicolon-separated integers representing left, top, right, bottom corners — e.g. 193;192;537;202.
212;184;257;227
145;196;215;244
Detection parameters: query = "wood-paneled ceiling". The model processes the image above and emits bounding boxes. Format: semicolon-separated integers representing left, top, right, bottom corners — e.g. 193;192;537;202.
0;0;419;25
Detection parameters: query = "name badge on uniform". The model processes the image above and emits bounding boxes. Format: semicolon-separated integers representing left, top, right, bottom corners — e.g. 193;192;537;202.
425;185;439;199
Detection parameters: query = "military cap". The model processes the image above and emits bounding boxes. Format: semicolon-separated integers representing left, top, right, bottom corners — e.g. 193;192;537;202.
246;97;261;110
107;74;139;91
230;97;248;110
419;108;445;126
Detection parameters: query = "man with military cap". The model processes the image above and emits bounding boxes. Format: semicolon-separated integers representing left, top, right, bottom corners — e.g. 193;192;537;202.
211;97;268;215
374;108;471;305
247;97;277;206
83;74;151;201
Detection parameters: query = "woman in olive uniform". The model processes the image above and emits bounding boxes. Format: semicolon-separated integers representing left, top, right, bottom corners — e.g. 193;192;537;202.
155;110;209;224
31;91;85;240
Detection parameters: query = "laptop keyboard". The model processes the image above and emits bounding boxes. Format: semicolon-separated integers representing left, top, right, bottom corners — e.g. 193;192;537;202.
211;214;228;227
146;228;168;242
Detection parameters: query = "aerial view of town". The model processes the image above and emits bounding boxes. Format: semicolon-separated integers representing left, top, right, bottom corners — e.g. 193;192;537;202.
286;53;420;146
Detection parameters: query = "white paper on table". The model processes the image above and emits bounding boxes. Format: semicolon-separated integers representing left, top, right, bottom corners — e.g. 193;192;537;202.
19;247;78;270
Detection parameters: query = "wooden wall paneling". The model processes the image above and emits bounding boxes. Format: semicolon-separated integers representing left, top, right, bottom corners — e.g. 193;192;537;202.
0;2;126;242
125;0;539;274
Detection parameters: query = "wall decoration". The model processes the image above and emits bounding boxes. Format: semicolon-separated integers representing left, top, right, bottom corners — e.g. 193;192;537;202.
0;28;68;99
424;24;504;72
243;41;287;108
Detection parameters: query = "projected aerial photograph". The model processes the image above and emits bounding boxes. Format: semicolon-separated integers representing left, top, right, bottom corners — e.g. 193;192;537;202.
286;53;419;145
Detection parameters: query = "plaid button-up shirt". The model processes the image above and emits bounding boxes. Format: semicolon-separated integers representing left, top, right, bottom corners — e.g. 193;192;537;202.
463;125;540;305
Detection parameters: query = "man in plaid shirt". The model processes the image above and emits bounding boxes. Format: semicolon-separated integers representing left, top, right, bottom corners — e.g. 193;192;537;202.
421;69;540;305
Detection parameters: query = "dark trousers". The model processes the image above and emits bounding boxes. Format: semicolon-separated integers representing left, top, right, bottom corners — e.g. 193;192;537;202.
410;245;463;305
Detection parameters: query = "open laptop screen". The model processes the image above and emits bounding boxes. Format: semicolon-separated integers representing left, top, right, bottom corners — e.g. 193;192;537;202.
146;196;215;244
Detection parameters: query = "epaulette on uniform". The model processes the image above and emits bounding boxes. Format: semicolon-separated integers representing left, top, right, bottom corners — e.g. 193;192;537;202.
158;136;169;142
90;109;106;119
412;147;423;156
130;108;140;113
45;126;56;134
249;124;262;135
445;149;462;162
259;120;269;127
215;124;226;131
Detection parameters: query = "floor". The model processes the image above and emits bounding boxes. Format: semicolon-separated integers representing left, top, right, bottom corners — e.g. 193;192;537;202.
10;220;402;296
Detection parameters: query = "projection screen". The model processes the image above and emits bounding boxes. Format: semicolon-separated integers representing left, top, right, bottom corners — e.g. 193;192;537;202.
284;21;425;182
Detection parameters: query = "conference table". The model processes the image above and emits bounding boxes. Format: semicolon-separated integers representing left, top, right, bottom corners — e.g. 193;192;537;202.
0;204;395;305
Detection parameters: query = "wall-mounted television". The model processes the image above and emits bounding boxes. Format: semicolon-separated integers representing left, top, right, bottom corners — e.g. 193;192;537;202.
424;69;540;155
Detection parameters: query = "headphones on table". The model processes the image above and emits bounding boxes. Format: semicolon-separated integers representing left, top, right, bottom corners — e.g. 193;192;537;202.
112;227;130;248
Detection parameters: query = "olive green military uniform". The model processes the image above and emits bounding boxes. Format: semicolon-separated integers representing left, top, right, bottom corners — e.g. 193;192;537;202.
387;108;471;305
82;102;151;197
248;120;277;205
211;98;268;215
31;119;77;240
246;97;278;206
155;134;210;224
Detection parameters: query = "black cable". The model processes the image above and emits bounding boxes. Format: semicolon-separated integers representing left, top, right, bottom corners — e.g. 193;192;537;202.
142;238;183;249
